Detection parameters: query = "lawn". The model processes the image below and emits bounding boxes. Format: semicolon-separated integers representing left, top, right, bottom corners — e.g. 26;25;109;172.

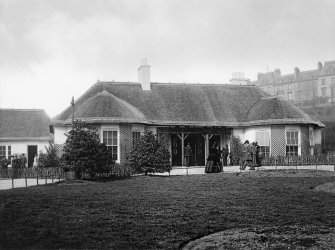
0;173;335;249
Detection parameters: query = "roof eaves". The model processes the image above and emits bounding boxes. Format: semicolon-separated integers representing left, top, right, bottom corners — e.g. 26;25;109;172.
0;137;51;142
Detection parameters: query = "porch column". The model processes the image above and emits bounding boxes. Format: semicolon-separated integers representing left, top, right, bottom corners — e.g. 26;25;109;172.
181;133;184;166
204;134;209;163
169;132;172;164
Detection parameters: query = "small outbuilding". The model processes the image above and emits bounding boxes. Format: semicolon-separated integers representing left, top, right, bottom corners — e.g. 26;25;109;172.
0;109;52;167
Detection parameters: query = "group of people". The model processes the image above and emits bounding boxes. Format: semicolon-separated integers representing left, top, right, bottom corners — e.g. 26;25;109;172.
184;141;230;169
10;153;39;168
184;139;262;171
240;140;261;170
11;154;28;168
208;142;230;169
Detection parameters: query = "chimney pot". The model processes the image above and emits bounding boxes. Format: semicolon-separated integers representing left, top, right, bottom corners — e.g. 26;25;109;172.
138;58;151;90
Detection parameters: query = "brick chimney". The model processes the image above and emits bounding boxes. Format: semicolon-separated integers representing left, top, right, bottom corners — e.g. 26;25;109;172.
274;68;281;81
318;62;323;72
138;58;151;90
294;67;300;79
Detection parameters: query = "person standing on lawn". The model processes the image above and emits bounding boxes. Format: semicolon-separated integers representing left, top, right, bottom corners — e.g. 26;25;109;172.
255;141;261;167
212;141;221;172
240;140;252;170
33;154;39;169
184;142;193;167
250;142;257;170
222;144;229;166
21;154;27;168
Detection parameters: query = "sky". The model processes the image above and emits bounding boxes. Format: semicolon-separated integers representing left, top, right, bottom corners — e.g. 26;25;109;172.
1;0;335;118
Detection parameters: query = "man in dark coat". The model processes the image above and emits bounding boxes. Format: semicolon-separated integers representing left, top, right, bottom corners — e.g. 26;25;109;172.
222;144;229;166
211;142;221;172
240;140;252;170
21;154;27;168
184;142;193;167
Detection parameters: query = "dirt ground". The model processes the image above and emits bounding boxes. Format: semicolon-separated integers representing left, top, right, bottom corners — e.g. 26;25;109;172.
183;226;335;250
184;170;335;250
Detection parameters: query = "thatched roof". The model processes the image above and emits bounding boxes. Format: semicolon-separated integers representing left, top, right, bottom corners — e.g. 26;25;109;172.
54;82;324;127
0;109;51;141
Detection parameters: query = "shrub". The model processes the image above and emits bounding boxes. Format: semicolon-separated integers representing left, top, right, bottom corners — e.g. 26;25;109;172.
38;143;62;168
62;121;115;179
127;130;171;175
0;158;11;169
230;136;244;165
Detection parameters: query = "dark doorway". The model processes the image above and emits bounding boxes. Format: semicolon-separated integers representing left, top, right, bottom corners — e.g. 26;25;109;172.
185;134;205;166
27;145;37;168
171;134;182;166
171;134;206;166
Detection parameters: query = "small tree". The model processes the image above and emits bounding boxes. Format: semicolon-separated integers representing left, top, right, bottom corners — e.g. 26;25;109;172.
230;136;244;166
62;121;114;179
38;142;61;168
127;130;171;175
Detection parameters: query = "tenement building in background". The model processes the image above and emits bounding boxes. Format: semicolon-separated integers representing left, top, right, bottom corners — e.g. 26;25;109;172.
53;60;324;166
253;61;335;107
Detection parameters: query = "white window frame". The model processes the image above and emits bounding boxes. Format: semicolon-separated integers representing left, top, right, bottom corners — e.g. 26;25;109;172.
101;125;120;163
255;129;271;156
7;145;11;159
132;131;141;147
0;145;6;159
132;125;145;147
285;126;301;156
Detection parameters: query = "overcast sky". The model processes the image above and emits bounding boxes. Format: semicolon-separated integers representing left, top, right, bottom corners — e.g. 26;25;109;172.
1;0;335;117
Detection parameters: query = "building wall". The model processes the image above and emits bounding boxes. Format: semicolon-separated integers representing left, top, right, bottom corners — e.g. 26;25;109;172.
0;141;49;156
232;128;244;142
234;125;316;156
0;141;49;166
314;128;323;154
119;124;132;164
53;123;321;165
270;125;286;157
54;126;71;144
300;126;309;155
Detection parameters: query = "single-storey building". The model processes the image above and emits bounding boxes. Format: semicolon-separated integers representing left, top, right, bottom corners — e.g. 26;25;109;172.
0;109;52;167
53;61;324;166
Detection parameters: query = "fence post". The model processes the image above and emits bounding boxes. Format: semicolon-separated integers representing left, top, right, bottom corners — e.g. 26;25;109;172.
295;158;298;170
52;174;54;184
25;176;27;187
12;176;14;189
37;174;39;186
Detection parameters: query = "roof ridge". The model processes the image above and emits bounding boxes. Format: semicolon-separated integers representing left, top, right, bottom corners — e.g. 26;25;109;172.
101;81;140;85
151;82;255;87
0;108;45;111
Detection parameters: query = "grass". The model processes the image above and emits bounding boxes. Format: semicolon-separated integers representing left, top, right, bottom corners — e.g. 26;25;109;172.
1;173;335;249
